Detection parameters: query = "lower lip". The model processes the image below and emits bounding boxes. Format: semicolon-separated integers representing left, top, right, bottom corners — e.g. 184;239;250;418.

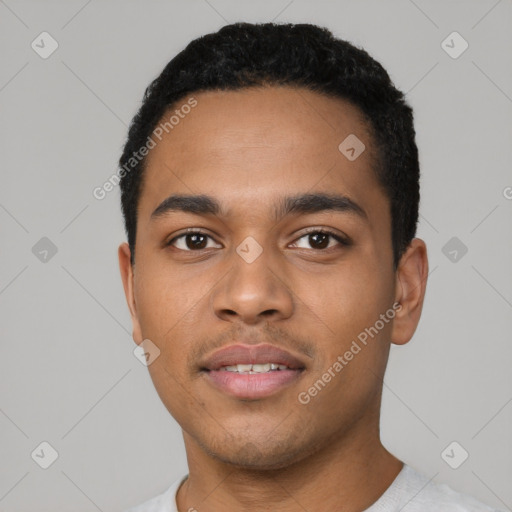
204;369;303;399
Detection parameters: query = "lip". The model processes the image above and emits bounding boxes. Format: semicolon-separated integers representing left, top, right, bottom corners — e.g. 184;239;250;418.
200;343;307;371
200;343;307;400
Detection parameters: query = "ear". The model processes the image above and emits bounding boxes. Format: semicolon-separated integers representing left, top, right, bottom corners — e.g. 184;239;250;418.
390;238;428;346
118;242;143;344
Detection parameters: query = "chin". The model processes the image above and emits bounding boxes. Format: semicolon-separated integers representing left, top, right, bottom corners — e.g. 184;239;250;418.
213;446;301;471
199;429;313;471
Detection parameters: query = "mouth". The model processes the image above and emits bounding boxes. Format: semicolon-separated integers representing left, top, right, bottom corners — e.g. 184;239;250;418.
200;344;307;399
217;363;295;373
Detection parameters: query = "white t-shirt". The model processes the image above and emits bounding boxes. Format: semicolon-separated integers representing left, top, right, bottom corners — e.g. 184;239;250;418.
124;464;502;512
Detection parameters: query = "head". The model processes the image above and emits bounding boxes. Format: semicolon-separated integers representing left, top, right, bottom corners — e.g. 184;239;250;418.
118;22;428;470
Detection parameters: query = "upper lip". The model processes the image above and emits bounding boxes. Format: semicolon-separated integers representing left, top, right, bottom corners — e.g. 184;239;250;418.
200;343;307;371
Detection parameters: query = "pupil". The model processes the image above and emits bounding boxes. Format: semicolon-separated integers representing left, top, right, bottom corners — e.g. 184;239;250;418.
310;232;328;249
187;234;207;250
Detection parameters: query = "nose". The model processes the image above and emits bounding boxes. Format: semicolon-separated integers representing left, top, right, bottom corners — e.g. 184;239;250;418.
211;245;294;326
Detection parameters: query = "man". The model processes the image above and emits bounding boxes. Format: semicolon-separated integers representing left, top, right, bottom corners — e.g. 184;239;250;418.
118;22;499;512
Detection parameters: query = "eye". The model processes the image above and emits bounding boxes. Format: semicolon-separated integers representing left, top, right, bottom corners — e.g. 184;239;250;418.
166;230;222;251
290;229;350;251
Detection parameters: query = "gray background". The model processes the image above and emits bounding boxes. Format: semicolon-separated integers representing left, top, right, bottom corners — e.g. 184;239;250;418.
1;0;511;510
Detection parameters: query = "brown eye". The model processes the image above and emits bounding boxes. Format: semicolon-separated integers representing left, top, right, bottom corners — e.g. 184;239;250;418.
290;230;349;251
167;231;222;251
184;233;207;250
308;232;330;249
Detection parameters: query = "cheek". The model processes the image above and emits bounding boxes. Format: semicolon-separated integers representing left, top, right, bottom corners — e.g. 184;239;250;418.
133;263;206;383
146;359;197;433
134;259;203;338
298;262;394;390
300;267;384;337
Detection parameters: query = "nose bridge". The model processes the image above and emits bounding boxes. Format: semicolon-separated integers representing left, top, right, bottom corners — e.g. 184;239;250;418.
211;234;294;323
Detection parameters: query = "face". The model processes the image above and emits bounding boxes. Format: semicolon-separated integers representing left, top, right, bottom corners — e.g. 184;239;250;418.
119;86;427;470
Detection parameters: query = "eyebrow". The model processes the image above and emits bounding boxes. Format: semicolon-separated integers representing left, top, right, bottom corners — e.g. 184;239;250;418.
150;193;367;222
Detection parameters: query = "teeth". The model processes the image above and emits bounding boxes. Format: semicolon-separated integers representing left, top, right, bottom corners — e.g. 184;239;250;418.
219;363;291;373
252;363;270;373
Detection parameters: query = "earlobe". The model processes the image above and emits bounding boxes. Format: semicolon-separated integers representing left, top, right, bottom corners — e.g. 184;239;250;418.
118;242;143;344
390;238;429;346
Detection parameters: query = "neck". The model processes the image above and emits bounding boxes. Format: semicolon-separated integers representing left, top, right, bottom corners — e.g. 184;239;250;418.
176;421;403;512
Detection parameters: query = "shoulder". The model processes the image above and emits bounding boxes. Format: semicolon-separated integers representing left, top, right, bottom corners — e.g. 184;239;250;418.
393;465;501;512
123;475;187;512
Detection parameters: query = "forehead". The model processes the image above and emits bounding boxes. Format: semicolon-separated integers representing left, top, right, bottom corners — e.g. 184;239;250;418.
138;86;387;226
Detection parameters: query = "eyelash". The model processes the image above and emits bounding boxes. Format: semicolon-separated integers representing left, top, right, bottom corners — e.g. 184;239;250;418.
166;228;350;252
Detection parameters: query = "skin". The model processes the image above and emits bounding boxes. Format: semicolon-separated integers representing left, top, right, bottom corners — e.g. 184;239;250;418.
119;86;428;512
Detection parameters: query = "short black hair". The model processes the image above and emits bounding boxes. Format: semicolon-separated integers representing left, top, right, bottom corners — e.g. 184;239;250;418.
119;22;419;269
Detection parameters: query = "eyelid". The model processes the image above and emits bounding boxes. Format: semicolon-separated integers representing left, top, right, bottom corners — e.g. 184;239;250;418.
290;227;351;248
166;227;351;251
166;228;221;248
